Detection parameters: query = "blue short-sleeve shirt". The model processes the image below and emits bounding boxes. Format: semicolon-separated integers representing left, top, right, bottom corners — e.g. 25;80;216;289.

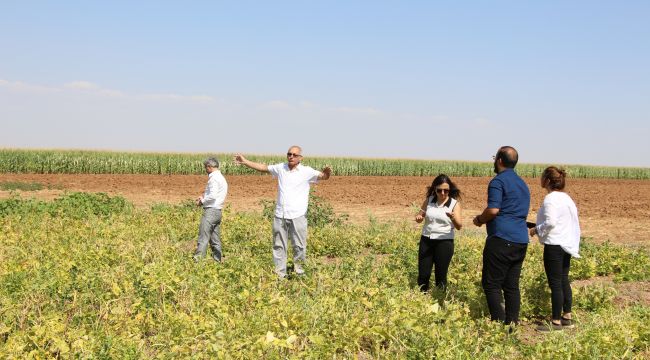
486;169;531;243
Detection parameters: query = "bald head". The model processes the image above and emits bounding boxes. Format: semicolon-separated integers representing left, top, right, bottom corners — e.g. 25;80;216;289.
497;146;518;168
287;145;302;155
286;145;303;169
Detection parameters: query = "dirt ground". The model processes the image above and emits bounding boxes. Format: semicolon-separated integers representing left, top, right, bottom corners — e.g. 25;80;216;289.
2;174;650;247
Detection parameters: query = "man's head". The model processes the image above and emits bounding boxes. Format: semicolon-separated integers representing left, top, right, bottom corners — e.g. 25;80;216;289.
493;146;518;174
203;157;219;174
286;145;303;168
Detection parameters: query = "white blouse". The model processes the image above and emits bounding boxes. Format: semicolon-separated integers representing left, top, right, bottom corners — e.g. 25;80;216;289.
535;191;581;257
421;196;457;240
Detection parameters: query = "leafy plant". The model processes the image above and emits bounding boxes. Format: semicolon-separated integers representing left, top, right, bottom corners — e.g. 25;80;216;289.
259;189;348;227
0;181;44;191
0;194;648;358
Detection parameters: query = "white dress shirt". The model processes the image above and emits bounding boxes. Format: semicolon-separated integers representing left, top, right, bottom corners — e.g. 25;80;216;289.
536;191;581;257
267;163;321;219
201;170;228;209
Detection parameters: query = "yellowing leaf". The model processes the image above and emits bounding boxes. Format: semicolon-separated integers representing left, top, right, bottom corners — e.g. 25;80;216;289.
427;303;440;314
0;323;10;335
361;297;373;308
265;331;276;343
111;282;122;296
51;338;70;354
110;305;125;315
308;334;325;345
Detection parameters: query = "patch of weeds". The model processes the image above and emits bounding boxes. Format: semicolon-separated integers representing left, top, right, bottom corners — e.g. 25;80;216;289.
0;181;44;191
259;189;348;227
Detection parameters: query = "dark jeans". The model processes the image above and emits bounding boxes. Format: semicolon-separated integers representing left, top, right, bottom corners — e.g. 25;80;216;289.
481;236;528;324
543;244;572;320
418;236;454;292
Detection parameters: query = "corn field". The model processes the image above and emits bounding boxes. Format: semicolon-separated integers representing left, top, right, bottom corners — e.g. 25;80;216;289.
1;149;649;179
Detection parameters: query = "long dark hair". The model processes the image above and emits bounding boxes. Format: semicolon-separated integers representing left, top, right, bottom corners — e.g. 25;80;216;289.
425;174;461;202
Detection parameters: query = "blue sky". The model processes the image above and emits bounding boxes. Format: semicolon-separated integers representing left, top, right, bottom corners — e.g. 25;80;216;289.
1;1;649;167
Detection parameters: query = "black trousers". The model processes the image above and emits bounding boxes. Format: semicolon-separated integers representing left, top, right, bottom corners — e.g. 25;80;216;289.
418;236;454;292
543;244;573;320
481;236;528;324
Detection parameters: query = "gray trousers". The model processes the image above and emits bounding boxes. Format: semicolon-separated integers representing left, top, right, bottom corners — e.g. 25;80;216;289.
272;216;308;277
194;208;222;262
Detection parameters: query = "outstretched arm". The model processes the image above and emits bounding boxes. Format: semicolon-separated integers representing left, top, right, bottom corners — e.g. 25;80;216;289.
233;154;269;173
318;166;332;180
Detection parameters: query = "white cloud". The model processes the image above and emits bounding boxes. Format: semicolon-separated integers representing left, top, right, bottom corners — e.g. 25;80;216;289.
64;81;99;90
299;101;316;108
98;89;126;98
473;117;492;127
260;100;384;116
187;95;216;103
263;100;293;110
333;106;381;115
0;79;60;93
1;78;215;103
137;93;216;103
430;115;449;122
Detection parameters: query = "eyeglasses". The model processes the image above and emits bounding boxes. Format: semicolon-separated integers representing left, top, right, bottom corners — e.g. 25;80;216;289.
287;152;302;158
435;188;450;194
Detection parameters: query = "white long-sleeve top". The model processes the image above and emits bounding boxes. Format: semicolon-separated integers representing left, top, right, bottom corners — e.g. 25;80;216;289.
201;170;228;209
535;191;581;258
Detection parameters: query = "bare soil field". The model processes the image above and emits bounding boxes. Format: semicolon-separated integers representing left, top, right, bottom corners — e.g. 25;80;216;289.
2;174;650;246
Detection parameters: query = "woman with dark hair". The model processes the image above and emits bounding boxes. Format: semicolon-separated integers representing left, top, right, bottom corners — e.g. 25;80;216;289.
415;174;462;292
530;166;581;331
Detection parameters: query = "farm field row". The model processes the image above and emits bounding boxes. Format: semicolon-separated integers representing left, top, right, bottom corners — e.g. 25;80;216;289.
1;191;648;358
2;149;650;178
1;174;649;247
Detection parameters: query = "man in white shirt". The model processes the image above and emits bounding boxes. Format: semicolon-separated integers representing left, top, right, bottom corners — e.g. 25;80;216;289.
234;146;331;278
193;157;228;262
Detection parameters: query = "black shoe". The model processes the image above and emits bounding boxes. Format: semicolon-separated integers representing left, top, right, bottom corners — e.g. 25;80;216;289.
536;322;563;332
560;317;575;329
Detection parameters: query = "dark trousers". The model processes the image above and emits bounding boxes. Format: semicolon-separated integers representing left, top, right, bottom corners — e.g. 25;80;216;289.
418;236;454;292
543;244;573;320
481;236;528;324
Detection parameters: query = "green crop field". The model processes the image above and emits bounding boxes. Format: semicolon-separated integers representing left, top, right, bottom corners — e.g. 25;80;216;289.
1;192;648;358
2;149;650;179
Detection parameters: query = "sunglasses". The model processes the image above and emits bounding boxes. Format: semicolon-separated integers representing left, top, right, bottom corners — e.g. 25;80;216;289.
435;188;450;194
287;152;302;158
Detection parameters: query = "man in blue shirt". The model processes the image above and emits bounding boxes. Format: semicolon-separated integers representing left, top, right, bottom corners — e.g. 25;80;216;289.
473;146;530;326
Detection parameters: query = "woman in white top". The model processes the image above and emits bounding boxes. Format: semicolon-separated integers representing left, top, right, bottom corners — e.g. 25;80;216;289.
530;166;581;331
415;174;462;292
